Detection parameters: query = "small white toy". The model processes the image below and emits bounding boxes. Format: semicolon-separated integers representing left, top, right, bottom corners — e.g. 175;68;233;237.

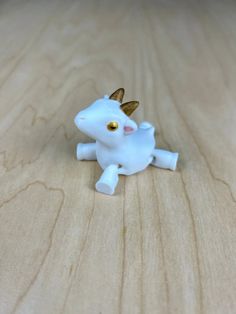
74;88;179;195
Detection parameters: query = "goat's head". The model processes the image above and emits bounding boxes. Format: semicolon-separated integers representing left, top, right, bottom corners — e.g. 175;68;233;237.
74;88;139;147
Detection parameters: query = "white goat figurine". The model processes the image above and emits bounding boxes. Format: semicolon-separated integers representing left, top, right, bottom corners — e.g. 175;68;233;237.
74;88;179;195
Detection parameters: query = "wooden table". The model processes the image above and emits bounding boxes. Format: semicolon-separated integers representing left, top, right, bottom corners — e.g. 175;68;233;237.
1;0;236;313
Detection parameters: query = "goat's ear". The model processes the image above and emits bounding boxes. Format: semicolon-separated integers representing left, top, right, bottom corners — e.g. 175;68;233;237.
109;88;125;103
120;101;139;116
124;119;137;135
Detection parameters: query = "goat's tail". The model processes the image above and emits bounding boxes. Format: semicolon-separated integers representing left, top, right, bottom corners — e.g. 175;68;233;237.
139;121;153;129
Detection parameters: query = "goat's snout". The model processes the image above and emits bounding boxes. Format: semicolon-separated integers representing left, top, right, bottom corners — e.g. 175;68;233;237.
76;111;87;119
74;111;87;128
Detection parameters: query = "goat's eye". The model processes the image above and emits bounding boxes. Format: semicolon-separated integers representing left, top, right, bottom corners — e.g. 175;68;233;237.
107;121;119;131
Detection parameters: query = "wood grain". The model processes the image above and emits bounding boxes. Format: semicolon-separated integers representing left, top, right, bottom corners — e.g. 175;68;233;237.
1;0;236;313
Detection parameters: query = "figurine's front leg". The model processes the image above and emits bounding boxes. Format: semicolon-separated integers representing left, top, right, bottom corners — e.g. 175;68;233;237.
76;143;97;160
151;149;179;171
96;164;119;195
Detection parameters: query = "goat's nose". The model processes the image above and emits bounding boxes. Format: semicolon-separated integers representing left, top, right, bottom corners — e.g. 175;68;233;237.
77;110;87;119
75;113;86;122
74;110;88;127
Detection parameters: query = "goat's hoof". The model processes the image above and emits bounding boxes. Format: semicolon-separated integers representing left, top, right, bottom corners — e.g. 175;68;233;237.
170;152;179;171
76;143;84;160
95;182;114;195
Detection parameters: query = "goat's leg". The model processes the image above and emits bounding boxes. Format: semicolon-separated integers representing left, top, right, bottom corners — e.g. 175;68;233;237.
151;149;179;171
76;143;97;160
96;164;119;195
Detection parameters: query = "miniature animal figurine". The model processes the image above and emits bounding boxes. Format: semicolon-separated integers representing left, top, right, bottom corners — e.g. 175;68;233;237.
74;88;179;195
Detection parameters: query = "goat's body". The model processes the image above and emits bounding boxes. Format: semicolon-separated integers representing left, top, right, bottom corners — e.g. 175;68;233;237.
96;122;155;175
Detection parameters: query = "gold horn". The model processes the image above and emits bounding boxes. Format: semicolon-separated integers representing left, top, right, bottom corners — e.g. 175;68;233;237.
109;88;125;103
120;101;139;116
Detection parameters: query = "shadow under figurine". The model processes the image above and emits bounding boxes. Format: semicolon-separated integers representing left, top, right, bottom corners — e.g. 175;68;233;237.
74;88;179;195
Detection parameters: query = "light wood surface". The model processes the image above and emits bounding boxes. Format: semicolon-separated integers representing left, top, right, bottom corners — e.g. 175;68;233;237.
1;0;236;313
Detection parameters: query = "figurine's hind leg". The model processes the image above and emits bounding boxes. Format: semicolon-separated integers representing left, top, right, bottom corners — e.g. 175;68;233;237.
96;164;119;195
151;149;179;171
76;143;97;160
